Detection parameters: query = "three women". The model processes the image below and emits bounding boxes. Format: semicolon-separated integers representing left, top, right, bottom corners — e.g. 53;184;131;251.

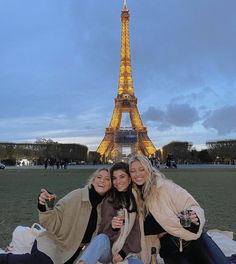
0;158;228;264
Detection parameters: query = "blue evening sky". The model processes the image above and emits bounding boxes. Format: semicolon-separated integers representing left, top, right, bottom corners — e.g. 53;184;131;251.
0;0;236;151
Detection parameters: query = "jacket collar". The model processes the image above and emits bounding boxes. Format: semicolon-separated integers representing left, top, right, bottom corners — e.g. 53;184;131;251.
81;186;90;202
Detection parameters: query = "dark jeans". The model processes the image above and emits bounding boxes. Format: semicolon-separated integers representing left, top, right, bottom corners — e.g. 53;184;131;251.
0;241;53;264
160;232;229;264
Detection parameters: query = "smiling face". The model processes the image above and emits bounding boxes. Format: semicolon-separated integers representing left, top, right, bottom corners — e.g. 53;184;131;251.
92;169;111;195
112;169;131;192
129;160;148;186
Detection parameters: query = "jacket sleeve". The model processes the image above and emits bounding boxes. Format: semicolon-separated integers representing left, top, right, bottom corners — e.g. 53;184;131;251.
167;181;205;237
38;189;82;235
121;214;142;255
170;183;204;223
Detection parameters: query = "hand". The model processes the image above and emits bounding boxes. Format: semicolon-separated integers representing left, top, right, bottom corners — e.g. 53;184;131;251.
189;210;199;225
113;253;123;263
38;188;51;205
111;216;124;229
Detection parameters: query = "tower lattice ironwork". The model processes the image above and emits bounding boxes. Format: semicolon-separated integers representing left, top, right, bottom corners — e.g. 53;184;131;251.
97;1;157;161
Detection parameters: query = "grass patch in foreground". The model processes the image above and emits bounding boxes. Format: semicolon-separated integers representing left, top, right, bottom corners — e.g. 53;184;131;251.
0;168;235;248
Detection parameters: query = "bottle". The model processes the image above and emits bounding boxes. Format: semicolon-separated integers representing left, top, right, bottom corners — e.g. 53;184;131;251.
150;247;158;264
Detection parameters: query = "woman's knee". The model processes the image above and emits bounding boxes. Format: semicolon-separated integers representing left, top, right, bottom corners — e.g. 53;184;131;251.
96;233;109;240
78;234;111;264
94;234;110;247
189;233;228;264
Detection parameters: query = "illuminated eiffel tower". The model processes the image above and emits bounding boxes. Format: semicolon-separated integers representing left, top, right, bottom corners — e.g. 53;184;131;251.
97;0;157;161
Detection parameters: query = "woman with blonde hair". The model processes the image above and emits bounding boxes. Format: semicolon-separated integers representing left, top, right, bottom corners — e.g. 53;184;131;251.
0;167;111;264
129;156;228;264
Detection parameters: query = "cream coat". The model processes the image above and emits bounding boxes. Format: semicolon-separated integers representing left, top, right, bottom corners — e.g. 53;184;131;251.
139;179;205;264
111;208;136;256
36;187;101;264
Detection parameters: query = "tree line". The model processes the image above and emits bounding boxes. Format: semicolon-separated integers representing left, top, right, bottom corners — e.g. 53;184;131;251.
161;140;236;164
206;140;236;164
0;139;100;166
0;139;235;165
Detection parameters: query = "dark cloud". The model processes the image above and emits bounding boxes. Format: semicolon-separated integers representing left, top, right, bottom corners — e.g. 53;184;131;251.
141;106;165;122
166;103;200;126
203;105;236;135
142;103;200;128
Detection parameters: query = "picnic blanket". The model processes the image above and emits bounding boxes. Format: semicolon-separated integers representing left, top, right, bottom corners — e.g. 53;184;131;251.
207;229;236;257
1;228;236;263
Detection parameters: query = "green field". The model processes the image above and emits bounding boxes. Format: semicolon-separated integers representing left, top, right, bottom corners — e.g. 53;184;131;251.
0;168;236;248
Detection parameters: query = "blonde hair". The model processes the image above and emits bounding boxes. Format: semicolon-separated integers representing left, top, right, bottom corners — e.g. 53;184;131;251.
129;156;165;215
87;167;110;188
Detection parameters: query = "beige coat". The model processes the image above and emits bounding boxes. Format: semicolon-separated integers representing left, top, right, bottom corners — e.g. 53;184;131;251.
139;179;205;263
36;187;101;264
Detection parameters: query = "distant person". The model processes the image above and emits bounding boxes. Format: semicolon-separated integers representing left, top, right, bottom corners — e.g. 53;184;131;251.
64;160;68;169
0;168;111;264
77;162;143;264
60;160;64;169
44;159;48;169
129;156;228;264
49;159;55;169
165;153;177;168
56;160;60;169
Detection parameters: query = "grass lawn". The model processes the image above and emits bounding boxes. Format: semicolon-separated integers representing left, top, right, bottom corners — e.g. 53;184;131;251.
0;167;236;248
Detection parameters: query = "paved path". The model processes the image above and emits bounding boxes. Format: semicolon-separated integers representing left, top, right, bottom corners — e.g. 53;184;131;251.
3;163;236;170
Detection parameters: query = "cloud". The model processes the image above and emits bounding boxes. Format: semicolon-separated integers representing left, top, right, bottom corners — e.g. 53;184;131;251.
166;103;200;126
203;105;236;135
142;103;200;129
141;107;165;122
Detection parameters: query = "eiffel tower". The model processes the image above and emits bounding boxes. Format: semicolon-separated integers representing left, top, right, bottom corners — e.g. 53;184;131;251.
97;0;157;161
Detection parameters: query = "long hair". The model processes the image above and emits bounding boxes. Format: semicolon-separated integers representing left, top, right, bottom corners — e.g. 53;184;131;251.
128;156;165;215
108;162;137;213
87;167;110;188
